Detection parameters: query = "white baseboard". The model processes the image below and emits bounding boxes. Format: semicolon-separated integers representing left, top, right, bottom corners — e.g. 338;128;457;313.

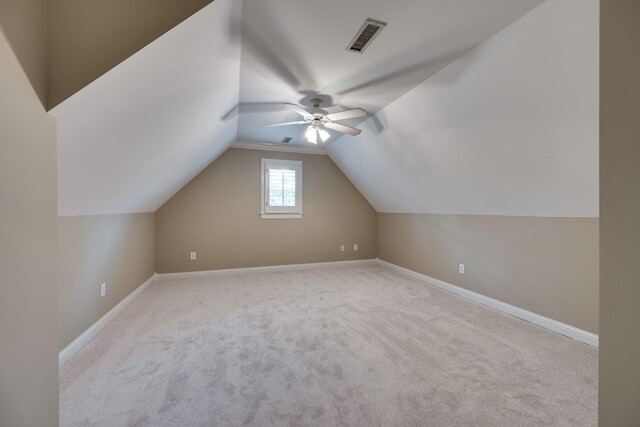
59;258;597;368
58;274;157;367
376;259;599;348
155;259;377;281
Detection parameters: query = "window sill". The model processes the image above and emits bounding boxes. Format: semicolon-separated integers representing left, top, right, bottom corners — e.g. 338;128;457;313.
260;213;303;219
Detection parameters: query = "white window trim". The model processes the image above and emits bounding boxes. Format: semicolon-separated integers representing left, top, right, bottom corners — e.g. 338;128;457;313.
260;158;303;219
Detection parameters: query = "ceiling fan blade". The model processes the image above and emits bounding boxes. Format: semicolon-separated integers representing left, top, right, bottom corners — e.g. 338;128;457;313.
284;103;312;118
263;121;308;127
335;48;470;97
326;108;367;121
222;102;288;121
233;18;302;90
324;122;362;136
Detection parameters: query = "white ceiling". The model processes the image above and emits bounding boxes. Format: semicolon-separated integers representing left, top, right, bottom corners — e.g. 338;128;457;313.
52;0;597;218
328;0;599;217
51;0;241;215
236;0;545;147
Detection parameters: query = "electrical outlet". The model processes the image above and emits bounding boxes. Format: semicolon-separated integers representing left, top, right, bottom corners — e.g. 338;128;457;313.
353;244;359;251
340;245;345;252
459;264;465;274
190;252;197;260
100;283;106;297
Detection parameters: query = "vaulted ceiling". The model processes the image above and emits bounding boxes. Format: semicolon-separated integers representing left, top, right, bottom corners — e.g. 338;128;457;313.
237;0;545;146
47;0;215;109
328;0;599;217
47;0;598;217
51;0;241;215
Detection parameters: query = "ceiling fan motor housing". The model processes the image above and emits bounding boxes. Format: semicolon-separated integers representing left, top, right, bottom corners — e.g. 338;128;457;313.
309;108;329;117
263;101;366;139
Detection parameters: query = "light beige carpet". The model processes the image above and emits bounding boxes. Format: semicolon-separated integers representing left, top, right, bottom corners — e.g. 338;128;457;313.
60;264;597;426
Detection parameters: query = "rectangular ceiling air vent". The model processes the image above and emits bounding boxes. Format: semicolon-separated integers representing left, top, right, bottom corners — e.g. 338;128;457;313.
346;18;387;54
281;137;292;143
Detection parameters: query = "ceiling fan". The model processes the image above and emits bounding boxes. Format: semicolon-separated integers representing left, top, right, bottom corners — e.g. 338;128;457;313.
263;98;367;144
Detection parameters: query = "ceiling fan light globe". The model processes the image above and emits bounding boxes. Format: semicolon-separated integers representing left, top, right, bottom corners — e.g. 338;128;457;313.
305;125;318;144
318;128;331;142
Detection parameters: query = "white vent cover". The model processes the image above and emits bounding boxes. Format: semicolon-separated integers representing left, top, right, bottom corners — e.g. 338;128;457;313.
346;18;387;54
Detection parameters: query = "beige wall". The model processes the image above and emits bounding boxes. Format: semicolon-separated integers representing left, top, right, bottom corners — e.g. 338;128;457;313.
0;20;59;427
0;0;47;106
599;0;640;425
378;214;599;334
156;148;377;273
58;213;155;350
47;0;213;109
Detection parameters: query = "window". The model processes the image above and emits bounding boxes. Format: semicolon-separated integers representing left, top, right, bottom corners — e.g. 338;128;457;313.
261;159;302;219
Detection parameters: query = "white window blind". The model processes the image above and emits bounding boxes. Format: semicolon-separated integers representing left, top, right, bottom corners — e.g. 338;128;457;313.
261;159;302;218
268;169;296;207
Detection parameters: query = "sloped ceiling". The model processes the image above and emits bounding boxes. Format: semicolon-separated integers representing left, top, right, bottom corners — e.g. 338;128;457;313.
52;0;549;216
328;0;599;217
47;0;214;109
237;0;545;147
52;0;597;217
51;0;241;215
